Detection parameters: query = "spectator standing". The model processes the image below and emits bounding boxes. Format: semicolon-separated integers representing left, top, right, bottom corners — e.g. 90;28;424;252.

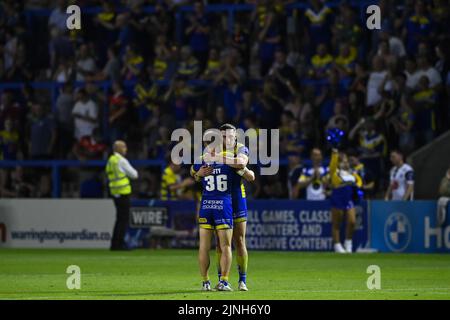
28;102;55;159
304;0;333;54
296;148;328;200
177;46;200;79
366;56;387;110
256;4;281;76
72;88;99;141
185;1;210;72
349;118;387;190
160;160;182;200
55;82;74;158
108;82;129;143
411;75;437;146
0;118;20;160
91;46;121;82
385;150;414;201
75;44;97;82
403;0;433;55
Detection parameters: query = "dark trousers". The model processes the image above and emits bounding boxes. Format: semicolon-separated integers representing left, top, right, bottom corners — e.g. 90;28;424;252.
110;194;130;250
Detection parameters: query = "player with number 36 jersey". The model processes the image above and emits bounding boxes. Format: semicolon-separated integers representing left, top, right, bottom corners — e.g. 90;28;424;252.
192;152;236;230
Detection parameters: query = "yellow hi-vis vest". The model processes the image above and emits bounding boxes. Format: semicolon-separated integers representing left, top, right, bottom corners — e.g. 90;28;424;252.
106;154;132;196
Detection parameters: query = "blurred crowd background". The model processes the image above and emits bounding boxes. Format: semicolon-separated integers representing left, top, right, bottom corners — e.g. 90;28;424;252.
0;0;449;199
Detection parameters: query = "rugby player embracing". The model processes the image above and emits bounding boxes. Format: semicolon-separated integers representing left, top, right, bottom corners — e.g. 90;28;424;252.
192;124;254;291
192;149;237;291
216;124;254;291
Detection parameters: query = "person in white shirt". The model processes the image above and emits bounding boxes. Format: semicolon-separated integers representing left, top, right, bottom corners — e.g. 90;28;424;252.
72;88;99;140
416;56;442;89
405;57;421;90
366;56;387;108
48;0;68;33
385;150;414;201
76;44;97;81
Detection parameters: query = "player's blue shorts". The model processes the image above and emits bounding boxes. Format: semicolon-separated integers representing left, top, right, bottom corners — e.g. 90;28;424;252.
198;196;233;230
330;185;355;210
232;197;248;223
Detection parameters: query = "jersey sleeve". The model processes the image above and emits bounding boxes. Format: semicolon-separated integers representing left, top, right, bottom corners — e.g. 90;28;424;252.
192;163;202;173
405;170;414;184
237;145;249;157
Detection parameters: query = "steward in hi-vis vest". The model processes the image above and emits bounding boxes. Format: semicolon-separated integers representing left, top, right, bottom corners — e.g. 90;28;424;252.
106;140;138;251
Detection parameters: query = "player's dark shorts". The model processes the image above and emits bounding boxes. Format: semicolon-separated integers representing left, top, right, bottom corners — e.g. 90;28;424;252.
198;196;233;230
330;185;355;210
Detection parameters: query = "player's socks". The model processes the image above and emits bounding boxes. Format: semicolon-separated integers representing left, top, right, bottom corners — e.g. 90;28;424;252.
344;239;353;253
236;254;248;284
202;277;211;291
218;278;233;291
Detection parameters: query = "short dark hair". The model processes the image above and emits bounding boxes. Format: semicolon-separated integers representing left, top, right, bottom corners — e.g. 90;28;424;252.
391;149;404;158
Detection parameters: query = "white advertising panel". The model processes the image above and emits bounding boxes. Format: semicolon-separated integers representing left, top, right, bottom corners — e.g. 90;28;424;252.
0;200;115;248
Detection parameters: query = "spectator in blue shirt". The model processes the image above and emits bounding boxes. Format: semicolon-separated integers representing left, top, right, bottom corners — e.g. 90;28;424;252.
28;102;55;160
185;1;210;72
403;0;433;54
257;6;281;76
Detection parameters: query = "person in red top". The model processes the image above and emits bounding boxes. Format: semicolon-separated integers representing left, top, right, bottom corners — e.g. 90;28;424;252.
73;129;107;161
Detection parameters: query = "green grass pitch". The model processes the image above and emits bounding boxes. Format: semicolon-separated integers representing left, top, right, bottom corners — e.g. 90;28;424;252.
0;249;449;300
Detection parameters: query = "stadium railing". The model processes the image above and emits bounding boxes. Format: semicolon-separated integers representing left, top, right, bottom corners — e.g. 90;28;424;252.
0;158;300;198
0;159;166;198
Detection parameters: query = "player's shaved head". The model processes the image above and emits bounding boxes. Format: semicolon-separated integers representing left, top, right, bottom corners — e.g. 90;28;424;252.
219;123;236;131
113;140;127;156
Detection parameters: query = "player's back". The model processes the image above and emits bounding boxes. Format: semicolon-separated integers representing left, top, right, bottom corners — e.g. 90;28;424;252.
197;162;235;199
194;161;235;230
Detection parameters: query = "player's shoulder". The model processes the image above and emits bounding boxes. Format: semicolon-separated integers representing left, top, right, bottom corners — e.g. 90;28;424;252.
402;163;414;172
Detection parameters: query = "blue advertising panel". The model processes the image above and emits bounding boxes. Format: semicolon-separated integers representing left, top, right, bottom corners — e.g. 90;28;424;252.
370;201;450;253
128;200;369;252
246;200;368;251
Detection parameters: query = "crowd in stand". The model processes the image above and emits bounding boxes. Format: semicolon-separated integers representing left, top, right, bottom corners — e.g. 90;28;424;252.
0;0;449;199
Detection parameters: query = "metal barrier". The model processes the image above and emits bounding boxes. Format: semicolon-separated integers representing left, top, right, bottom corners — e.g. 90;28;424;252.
0;159;166;198
0;158;298;198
